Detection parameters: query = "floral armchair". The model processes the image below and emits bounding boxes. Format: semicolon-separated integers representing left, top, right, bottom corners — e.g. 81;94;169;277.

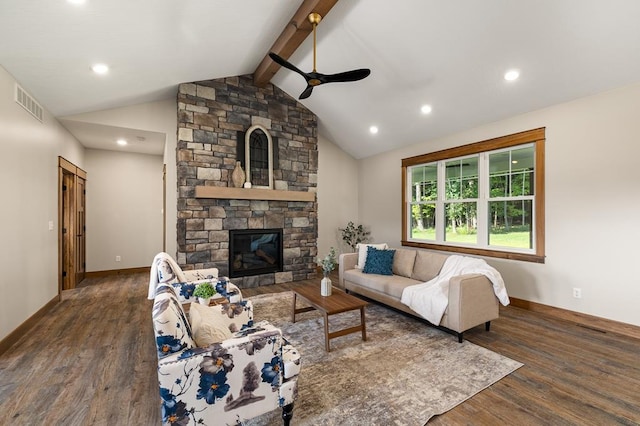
152;283;300;426
148;252;243;304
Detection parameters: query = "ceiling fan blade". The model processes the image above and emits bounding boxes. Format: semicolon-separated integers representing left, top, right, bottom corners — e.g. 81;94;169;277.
269;52;307;77
299;85;314;99
321;68;371;84
269;14;371;101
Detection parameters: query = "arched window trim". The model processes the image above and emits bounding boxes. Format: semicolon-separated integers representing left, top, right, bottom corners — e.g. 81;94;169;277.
245;124;273;189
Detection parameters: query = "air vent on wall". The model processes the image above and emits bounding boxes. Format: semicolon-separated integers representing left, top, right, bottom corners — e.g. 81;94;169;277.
15;84;43;122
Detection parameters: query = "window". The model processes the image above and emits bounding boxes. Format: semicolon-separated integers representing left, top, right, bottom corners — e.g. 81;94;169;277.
245;125;273;189
402;128;545;263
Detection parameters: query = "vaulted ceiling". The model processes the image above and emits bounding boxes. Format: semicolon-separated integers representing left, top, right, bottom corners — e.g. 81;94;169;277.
2;0;640;159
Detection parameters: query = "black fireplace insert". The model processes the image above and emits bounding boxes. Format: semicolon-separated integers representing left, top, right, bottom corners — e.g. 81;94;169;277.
229;228;283;278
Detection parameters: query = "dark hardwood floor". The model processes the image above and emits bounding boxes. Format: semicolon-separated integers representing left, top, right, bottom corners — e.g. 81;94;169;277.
1;272;638;425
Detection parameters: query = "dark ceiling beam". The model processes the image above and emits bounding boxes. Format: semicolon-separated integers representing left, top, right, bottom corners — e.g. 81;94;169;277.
253;0;339;87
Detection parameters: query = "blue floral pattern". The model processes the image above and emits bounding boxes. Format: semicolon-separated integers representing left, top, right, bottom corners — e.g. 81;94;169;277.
261;356;282;390
197;370;231;404
178;283;196;300
160;387;190;425
171;277;243;304
152;283;300;425
156;335;187;358
215;278;235;299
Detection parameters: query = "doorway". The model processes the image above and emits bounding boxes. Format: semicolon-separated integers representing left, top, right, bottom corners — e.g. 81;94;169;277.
58;157;87;291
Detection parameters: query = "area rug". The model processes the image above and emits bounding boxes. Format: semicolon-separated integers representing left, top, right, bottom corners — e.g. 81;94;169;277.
246;291;522;425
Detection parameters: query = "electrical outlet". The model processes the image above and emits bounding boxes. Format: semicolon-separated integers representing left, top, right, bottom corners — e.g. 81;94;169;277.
573;288;582;299
115;256;121;262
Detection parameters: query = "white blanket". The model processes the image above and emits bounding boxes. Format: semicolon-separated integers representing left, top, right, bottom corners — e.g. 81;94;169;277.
148;252;187;299
400;255;510;325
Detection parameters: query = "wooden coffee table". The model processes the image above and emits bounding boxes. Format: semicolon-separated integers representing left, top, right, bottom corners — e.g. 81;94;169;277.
292;283;367;352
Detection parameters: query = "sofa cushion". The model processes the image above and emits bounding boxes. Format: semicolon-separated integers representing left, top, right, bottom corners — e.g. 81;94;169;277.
189;302;233;346
392;248;417;278
344;269;420;299
410;250;449;282
363;247;395;275
355;243;388;269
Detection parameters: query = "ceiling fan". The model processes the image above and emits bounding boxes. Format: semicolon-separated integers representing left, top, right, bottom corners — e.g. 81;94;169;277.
269;12;371;100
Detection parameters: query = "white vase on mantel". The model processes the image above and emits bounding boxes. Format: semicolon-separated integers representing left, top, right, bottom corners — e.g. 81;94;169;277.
321;275;332;296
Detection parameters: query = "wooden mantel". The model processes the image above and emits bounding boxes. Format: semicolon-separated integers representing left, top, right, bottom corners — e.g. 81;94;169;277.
195;186;316;202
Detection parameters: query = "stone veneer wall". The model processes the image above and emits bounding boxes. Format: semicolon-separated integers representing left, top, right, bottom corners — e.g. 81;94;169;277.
176;75;318;288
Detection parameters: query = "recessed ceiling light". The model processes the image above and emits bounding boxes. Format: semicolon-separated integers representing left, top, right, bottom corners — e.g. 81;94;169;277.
369;126;379;135
91;63;109;75
117;139;128;146
421;104;432;115
512;160;518;164
67;0;86;4
504;70;520;81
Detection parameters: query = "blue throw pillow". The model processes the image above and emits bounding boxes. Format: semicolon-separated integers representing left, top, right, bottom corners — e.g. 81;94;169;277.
363;246;395;275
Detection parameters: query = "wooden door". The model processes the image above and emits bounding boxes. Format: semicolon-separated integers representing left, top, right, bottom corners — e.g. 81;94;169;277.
58;157;87;292
61;170;75;290
75;174;86;283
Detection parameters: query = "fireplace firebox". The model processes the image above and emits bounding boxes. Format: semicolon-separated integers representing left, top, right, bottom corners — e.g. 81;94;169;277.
229;229;283;278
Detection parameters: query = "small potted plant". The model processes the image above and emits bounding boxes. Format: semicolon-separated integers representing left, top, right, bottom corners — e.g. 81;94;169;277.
193;282;216;305
317;247;337;296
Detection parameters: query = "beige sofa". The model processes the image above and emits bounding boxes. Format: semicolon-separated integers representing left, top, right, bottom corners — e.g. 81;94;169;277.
338;248;499;342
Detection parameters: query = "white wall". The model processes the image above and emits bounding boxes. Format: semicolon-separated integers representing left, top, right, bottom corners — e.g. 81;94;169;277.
62;99;178;257
358;82;640;327
0;65;85;341
84;149;163;271
317;135;360;257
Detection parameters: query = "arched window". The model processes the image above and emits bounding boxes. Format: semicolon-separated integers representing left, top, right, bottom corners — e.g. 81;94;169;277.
245;125;273;189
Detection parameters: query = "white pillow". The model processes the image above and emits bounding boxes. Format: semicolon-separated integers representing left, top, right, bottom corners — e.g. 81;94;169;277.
355;243;388;269
189;302;233;347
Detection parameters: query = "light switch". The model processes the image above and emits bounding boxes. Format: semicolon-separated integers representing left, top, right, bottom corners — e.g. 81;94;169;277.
48;221;54;231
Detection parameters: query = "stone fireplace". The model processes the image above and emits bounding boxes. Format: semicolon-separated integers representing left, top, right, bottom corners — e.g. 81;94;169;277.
176;75;318;288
